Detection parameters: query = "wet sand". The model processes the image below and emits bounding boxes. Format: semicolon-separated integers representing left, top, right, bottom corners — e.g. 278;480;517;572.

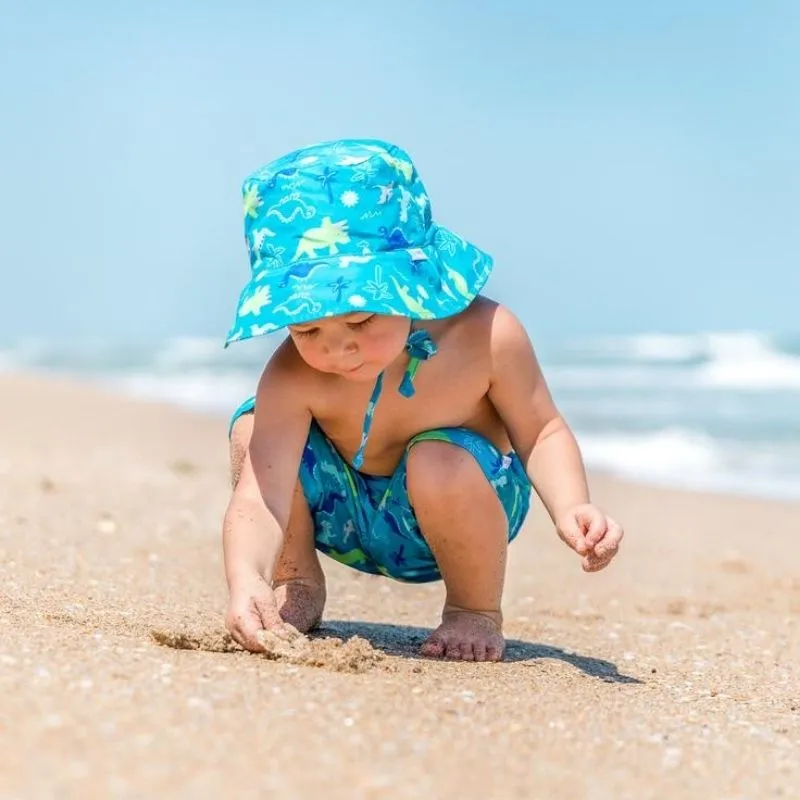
1;373;798;799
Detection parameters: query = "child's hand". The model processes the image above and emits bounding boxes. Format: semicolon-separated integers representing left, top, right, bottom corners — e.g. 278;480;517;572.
225;573;295;652
555;504;624;572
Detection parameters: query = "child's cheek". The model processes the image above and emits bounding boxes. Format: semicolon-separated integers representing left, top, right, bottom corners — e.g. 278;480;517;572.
363;334;391;363
377;331;409;363
296;341;325;370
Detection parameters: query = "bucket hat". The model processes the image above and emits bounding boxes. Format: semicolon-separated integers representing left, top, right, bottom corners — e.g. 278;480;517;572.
225;138;494;345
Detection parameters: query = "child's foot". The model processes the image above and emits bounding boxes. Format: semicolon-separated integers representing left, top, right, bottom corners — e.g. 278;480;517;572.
273;579;326;634
420;608;505;662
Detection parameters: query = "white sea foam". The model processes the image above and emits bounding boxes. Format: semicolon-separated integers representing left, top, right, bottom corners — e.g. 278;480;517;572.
2;330;799;499
110;370;257;414
574;333;710;362
578;428;800;500
549;330;800;392
695;338;800;390
579;428;724;478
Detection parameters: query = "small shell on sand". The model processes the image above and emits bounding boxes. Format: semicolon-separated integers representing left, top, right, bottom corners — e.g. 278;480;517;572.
96;516;117;535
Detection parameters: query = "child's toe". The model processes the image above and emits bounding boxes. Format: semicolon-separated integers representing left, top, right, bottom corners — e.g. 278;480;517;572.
444;641;462;660
485;643;504;662
458;642;476;661
420;635;446;658
472;642;487;662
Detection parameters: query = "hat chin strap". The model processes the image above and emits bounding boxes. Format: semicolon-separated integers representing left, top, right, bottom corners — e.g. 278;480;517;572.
351;328;437;470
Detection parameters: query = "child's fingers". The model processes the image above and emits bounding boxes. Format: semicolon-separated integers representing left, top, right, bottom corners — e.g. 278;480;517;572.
230;617;267;652
262;621;302;642
592;518;624;559
558;516;589;556
254;595;286;630
582;552;613;572
583;511;609;548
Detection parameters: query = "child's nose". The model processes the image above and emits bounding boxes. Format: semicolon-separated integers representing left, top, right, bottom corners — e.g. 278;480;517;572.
324;336;358;357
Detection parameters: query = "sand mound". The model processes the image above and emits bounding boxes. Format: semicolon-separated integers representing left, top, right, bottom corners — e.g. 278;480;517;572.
150;629;241;653
150;628;386;674
258;629;386;673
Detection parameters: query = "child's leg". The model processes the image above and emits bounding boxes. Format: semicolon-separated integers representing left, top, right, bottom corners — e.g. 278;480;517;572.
406;440;515;662
229;412;326;633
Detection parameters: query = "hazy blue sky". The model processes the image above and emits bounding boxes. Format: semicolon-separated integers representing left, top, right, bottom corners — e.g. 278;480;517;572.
1;0;797;343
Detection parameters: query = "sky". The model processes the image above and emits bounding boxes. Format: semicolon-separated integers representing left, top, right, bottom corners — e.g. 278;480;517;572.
1;0;798;343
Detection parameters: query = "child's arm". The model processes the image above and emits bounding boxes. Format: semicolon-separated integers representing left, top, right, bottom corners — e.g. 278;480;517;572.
487;306;623;571
223;352;311;649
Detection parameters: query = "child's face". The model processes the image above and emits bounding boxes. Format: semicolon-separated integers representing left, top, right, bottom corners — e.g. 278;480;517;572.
288;313;411;382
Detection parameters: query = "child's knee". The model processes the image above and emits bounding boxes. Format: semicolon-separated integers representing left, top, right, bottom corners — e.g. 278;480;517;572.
406;440;487;506
229;412;254;488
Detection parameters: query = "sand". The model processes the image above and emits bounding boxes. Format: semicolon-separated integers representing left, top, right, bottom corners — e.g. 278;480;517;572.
1;372;798;799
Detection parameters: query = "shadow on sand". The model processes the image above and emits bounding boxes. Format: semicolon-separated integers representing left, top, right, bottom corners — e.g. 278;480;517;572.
315;620;642;684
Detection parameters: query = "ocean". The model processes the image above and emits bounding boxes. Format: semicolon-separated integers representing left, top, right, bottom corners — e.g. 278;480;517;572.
4;330;800;501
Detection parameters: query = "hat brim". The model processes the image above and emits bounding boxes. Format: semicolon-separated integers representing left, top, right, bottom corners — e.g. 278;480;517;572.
224;223;493;346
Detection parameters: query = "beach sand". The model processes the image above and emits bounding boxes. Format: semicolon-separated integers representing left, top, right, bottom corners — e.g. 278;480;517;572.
1;373;798;799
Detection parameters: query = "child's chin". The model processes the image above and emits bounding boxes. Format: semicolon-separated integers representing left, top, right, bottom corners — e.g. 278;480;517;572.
340;364;380;382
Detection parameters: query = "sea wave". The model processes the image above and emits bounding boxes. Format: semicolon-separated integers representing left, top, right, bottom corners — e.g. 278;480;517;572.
5;330;800;389
561;330;800;363
2;330;799;499
534;331;800;392
109;370;257;414
577;428;800;500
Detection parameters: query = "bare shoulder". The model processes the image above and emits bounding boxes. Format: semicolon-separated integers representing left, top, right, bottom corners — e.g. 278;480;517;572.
460;298;545;393
257;336;321;400
445;296;533;358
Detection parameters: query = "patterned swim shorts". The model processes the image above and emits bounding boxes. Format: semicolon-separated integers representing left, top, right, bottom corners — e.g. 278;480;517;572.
230;397;532;583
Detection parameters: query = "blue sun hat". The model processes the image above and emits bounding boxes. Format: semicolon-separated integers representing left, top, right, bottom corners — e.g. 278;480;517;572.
225;138;493;345
225;138;495;468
